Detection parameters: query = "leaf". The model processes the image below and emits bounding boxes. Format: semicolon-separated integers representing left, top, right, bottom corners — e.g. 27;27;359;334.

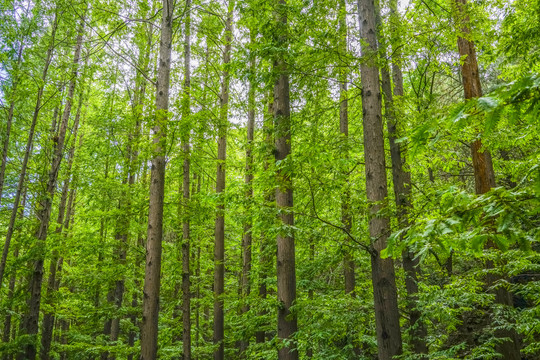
485;106;502;134
471;234;488;254
477;96;499;112
493;234;509;252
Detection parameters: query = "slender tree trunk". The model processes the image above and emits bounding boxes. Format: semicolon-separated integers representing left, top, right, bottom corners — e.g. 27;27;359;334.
255;96;274;345
357;1;403;359
182;1;192;358
375;2;428;355
453;1;521;358
0;10;59;289
17;13;85;360
306;240;315;358
0;43;24;206
128;16;153;360
213;4;233;359
273;2;298;359
104;68;131;359
239;27;256;355
338;3;361;355
40;90;84;360
2;186;27;360
338;0;355;299
140;0;173;358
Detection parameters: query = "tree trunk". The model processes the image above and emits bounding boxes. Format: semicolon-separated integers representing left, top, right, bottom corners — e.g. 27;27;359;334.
0;10;58;289
453;1;521;358
2;186;27;360
256;97;274;345
376;1;428;355
182;1;192;357
127;12;153;360
40;90;84;360
17;13;85;359
357;0;403;359
338;2;361;355
273;2;298;359
140;0;173;358
213;4;233;359
338;0;355;299
239;26;256;355
0;43;24;206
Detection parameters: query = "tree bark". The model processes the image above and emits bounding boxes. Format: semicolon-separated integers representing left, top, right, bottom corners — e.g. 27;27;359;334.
0;9;58;289
140;0;173;357
239;26;256;355
127;11;153;360
273;2;298;359
0;43;24;206
255;97;274;345
338;0;356;299
182;1;192;357
213;4;233;359
357;0;403;359
40;90;84;360
376;1;428;355
17;13;85;359
453;1;521;358
2;186;27;360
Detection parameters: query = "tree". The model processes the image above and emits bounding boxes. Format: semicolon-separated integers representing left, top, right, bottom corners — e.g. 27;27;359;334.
213;2;233;359
376;0;428;354
273;1;298;359
140;0;173;357
357;0;403;358
453;0;521;358
17;10;85;359
181;0;193;358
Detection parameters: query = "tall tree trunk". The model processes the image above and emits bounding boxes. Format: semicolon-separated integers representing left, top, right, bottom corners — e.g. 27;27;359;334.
239;26;256;355
273;2;298;359
256;96;274;345
338;0;355;299
0;10;58;289
40;90;84;360
0;43;24;206
17;13;85;360
140;0;173;357
104;67;131;360
213;3;233;359
182;0;192;358
338;2;361;355
127;11;153;360
453;1;521;358
2;186;27;360
376;2;428;355
357;1;403;359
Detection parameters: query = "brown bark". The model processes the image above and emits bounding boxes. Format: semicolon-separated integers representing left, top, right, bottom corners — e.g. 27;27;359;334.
2;187;27;359
127;13;153;360
255;97;274;345
0;43;24;206
338;2;361;355
273;2;298;359
140;0;173;357
376;1;428;355
239;26;257;355
454;1;520;358
357;0;403;359
40;90;84;360
213;4;233;359
0;10;58;289
17;14;85;359
181;1;192;357
338;0;356;299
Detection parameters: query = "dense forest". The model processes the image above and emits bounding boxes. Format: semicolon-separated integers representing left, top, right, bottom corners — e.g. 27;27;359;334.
0;0;539;359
